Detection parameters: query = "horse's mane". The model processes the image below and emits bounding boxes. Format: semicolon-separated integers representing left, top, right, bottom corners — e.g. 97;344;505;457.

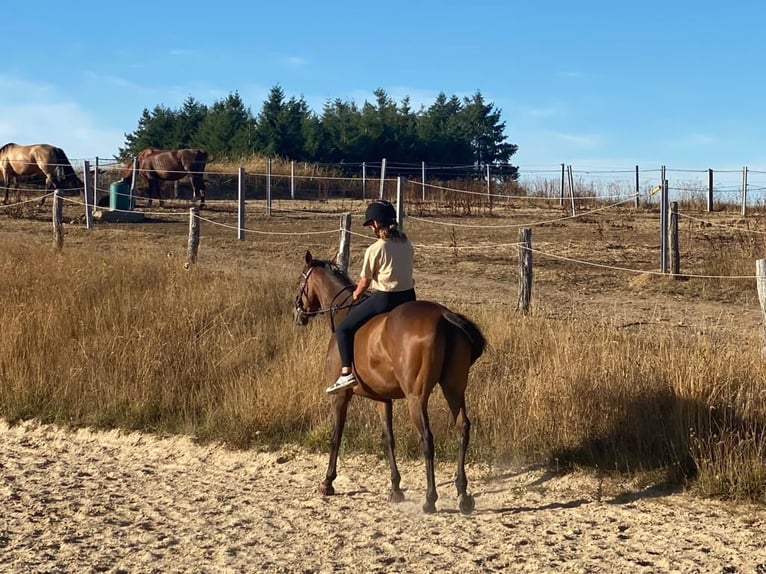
311;259;355;287
0;142;16;155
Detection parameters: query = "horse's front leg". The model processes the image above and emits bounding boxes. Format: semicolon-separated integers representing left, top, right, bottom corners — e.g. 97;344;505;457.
319;391;352;496
191;176;206;208
376;400;404;503
406;395;437;513
39;176;55;206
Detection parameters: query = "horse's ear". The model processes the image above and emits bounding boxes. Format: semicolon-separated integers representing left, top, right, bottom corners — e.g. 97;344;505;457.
329;250;339;264
305;251;313;265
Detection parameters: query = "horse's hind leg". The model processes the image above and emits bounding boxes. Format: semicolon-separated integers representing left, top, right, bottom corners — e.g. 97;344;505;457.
442;387;475;514
319;392;352;496
441;350;475;514
406;394;437;513
376;401;404;503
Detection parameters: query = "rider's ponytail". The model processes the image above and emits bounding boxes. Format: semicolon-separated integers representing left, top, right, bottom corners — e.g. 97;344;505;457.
377;223;407;242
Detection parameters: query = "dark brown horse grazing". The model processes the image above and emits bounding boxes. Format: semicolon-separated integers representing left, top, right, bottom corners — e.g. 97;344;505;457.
0;143;83;205
122;148;208;207
294;251;487;514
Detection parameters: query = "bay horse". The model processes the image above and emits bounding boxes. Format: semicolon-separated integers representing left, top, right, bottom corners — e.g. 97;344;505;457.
294;251;487;514
0;143;83;206
121;148;208;207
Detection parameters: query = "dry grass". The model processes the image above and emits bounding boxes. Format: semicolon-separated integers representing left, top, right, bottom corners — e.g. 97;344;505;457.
1;191;766;503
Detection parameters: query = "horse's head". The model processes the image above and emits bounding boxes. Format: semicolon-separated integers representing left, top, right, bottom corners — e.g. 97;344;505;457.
61;170;84;196
294;251;322;326
51;146;84;195
294;251;356;328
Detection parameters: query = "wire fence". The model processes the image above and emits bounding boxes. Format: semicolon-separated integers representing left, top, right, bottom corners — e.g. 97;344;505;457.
3;157;766;283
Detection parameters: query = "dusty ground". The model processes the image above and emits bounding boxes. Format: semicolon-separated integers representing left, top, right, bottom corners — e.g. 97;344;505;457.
2;196;766;572
2;419;766;573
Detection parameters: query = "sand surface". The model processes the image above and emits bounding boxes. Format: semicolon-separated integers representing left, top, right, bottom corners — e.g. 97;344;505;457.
1;419;765;573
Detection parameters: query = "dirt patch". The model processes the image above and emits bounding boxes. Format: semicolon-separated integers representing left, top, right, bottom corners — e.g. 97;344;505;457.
2;420;765;573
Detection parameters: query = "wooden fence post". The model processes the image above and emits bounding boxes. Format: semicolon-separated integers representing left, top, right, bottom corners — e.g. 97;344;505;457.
130;157;138;210
660;175;668;273
185;207;200;269
267;158;272;216
396;177;405;232
94;156;100;208
707;168;714;212
362;162;367;200
567;165;576;216
290;160;295;200
83;160;93;230
741;166;748;217
670;201;680;277
756;259;766;357
237;167;245;241
635;165;640;209
337;213;351;274
517;227;532;315
379;158;387;199
52;189;64;249
486;163;491;202
560;163;565;207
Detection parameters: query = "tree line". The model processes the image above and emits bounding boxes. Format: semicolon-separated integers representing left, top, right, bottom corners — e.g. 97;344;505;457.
119;85;519;180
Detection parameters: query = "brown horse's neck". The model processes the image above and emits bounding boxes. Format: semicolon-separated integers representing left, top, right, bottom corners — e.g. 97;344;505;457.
314;265;355;327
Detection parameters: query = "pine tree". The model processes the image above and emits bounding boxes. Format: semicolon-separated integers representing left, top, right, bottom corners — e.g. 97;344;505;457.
194;92;254;158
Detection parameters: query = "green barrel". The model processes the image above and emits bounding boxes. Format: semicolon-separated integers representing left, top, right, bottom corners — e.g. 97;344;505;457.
109;181;131;211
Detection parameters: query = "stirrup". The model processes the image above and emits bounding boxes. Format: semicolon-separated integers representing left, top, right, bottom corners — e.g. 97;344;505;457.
326;373;357;394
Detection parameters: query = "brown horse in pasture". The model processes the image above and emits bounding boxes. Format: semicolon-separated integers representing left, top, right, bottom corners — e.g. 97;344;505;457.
122;148;208;207
294;251;487;514
0;143;83;205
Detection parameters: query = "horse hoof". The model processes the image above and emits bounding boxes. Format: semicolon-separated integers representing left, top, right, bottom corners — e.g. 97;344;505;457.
389;490;405;503
317;483;335;496
422;501;437;514
458;493;475;514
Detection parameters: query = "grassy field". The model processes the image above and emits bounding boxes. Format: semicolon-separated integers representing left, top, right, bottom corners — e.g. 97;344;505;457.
1;183;766;503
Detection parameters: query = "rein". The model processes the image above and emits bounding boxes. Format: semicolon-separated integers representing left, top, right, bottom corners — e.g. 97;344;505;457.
295;265;360;332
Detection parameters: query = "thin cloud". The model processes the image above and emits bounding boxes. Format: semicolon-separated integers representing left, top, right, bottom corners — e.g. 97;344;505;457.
0;75;56;103
285;55;308;66
558;71;586;79
82;70;136;90
0;101;124;158
0;75;125;158
675;133;716;146
551;131;602;149
522;104;560;119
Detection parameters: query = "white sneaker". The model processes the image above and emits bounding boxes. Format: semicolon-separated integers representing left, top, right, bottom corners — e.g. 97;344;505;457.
326;372;357;394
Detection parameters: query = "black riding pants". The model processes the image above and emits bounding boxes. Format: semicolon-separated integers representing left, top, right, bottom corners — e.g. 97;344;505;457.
336;288;416;367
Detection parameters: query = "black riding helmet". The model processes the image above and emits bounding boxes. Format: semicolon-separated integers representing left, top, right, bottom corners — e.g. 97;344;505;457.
363;200;397;227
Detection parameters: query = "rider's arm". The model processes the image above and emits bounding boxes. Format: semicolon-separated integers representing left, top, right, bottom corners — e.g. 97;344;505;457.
353;277;371;300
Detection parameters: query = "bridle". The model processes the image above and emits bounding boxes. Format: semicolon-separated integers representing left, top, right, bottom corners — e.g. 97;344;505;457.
294;264;357;332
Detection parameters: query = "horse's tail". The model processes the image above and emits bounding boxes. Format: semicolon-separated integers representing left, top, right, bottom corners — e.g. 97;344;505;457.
442;311;486;364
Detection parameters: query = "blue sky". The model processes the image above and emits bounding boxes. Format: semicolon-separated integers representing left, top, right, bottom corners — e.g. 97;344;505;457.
1;0;762;177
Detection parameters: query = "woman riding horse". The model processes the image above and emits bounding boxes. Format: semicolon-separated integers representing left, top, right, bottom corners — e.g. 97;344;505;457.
327;199;417;394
